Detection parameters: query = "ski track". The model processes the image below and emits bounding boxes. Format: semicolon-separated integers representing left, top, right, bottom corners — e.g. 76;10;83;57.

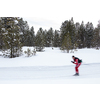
0;63;100;84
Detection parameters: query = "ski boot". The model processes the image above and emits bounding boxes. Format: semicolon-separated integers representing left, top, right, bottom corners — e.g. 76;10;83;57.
73;73;79;76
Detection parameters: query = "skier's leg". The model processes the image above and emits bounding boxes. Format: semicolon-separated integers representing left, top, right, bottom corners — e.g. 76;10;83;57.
75;66;79;73
75;63;81;74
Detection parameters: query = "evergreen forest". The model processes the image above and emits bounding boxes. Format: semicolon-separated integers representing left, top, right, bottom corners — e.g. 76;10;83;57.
0;17;100;58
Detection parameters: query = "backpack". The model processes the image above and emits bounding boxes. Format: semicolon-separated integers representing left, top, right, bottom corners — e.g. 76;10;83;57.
75;57;82;63
80;59;82;63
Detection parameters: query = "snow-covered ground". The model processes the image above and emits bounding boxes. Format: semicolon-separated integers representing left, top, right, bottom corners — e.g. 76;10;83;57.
0;47;100;84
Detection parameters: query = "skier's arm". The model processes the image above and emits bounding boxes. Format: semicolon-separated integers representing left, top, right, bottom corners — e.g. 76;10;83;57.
71;61;74;63
73;59;78;65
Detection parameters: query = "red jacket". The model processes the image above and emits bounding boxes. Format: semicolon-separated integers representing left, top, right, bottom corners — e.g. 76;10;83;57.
74;57;81;65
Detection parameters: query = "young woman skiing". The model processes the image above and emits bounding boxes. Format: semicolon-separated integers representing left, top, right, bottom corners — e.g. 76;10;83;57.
71;56;82;76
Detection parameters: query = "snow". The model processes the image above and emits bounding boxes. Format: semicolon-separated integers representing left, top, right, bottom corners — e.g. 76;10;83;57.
0;47;100;84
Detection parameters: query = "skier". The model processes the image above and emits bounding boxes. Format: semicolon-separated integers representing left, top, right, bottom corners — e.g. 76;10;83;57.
71;56;82;76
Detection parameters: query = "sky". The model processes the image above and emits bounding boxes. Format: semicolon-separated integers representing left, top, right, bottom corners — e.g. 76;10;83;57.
1;0;100;33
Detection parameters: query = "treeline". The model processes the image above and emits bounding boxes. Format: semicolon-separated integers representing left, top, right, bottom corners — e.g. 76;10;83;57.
60;18;100;52
0;17;100;58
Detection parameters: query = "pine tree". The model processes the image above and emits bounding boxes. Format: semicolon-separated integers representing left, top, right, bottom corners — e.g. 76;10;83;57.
60;17;76;51
69;18;76;48
18;18;29;46
3;17;22;58
92;20;100;49
85;22;94;48
53;30;60;47
29;26;35;46
76;21;86;48
35;28;45;51
45;28;54;47
24;26;35;46
97;20;100;47
60;20;69;45
0;17;5;50
43;29;47;47
92;28;99;48
61;32;72;53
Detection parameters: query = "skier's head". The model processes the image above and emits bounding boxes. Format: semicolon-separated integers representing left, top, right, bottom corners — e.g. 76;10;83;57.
72;56;75;60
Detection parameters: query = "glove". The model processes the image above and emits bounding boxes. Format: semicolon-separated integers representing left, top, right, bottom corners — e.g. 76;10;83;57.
71;61;74;63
